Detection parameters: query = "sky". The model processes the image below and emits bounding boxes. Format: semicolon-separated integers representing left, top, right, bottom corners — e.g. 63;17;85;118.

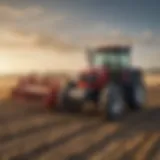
0;0;160;74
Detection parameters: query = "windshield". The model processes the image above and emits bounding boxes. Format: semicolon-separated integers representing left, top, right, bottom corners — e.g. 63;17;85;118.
92;52;130;68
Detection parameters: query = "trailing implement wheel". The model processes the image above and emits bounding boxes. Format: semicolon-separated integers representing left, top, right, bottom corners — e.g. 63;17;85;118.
44;82;61;112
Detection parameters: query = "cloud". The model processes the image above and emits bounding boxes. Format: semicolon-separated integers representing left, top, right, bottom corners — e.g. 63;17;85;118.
72;30;132;48
0;19;159;54
0;4;71;36
0;28;81;53
72;28;160;49
0;5;44;22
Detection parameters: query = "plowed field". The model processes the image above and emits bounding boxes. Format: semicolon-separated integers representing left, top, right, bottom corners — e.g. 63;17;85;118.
0;86;159;160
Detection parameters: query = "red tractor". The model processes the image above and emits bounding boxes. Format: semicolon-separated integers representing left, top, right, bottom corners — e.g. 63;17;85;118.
47;45;146;120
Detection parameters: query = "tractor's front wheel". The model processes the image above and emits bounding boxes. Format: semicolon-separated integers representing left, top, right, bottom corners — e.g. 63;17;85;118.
59;81;83;113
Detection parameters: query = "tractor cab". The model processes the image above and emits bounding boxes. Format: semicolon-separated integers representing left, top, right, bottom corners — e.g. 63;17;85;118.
77;46;131;89
85;45;132;83
87;45;131;70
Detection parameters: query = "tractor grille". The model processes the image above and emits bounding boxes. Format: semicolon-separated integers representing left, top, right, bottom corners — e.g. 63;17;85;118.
109;69;124;83
79;74;97;83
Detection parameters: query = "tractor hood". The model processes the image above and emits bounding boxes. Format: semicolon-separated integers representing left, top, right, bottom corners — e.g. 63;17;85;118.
77;67;109;89
80;67;108;76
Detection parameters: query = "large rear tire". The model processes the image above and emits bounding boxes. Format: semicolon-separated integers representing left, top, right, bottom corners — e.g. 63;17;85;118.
105;84;126;121
127;82;146;111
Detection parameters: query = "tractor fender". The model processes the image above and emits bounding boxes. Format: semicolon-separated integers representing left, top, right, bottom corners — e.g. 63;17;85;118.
125;68;143;84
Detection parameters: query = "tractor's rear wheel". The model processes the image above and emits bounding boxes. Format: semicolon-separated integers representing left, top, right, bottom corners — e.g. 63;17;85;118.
127;82;146;111
105;84;126;121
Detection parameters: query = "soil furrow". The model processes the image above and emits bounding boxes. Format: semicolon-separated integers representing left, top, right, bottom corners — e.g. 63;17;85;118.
9;120;102;160
0;119;89;159
0;116;74;145
38;123;119;160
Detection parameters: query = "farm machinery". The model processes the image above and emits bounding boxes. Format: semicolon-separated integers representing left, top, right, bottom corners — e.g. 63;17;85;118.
11;73;61;102
46;45;146;120
12;45;146;120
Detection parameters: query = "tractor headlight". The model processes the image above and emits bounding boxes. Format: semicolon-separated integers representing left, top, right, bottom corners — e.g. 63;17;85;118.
69;88;85;99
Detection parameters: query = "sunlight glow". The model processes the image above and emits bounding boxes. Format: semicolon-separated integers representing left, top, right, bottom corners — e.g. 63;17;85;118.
0;48;88;75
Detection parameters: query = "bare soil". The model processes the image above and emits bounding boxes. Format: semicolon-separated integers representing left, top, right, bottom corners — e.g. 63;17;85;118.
0;86;159;160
